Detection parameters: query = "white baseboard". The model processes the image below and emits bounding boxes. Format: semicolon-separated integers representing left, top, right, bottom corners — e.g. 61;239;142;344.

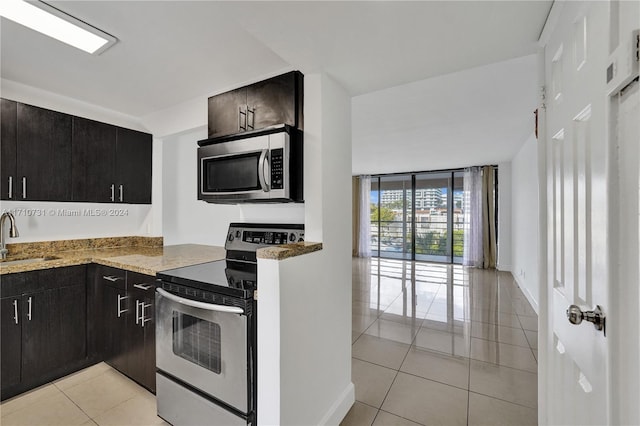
513;273;539;315
497;263;512;272
317;382;355;426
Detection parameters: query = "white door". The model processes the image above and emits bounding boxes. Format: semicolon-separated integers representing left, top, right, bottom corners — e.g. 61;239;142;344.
539;1;640;424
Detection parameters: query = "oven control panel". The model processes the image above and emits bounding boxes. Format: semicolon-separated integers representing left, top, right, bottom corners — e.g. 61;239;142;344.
225;223;304;252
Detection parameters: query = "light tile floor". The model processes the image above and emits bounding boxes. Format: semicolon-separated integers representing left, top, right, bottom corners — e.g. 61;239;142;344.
1;258;538;426
343;258;538;426
0;363;165;426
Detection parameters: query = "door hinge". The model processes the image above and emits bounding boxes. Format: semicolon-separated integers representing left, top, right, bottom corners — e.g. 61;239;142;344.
539;86;547;109
253;290;258;300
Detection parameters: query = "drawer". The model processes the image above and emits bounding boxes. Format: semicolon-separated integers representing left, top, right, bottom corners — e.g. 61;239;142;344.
97;265;126;290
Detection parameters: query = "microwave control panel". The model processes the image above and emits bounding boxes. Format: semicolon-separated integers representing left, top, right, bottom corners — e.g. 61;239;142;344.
270;148;284;189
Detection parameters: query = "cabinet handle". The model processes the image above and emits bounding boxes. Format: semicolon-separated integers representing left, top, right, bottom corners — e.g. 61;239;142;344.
117;294;129;317
8;176;12;199
238;106;247;131
141;302;152;327
111;184;115;202
27;296;32;321
13;300;18;324
22;177;26;199
102;275;123;282
133;283;153;291
247;107;255;130
135;300;141;325
119;184;123;202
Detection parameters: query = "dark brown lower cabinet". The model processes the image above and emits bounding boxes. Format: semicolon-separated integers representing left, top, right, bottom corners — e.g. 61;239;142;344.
0;296;22;390
127;273;156;392
0;266;88;400
98;266;156;392
0;264;157;401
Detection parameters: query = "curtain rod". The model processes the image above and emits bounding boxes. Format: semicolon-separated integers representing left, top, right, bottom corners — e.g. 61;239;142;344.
359;165;499;178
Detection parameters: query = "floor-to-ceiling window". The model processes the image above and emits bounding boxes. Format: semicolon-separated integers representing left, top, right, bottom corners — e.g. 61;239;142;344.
370;169;490;264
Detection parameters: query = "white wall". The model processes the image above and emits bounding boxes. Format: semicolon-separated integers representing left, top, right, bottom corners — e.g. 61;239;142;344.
258;73;354;425
159;128;305;247
510;133;539;311
497;162;512;271
0;79;163;242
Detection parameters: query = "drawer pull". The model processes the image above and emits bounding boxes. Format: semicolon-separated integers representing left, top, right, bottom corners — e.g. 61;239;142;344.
103;275;123;282
133;283;153;290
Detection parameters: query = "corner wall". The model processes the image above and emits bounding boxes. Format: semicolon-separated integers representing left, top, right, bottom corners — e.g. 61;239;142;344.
257;73;354;425
497;162;512;271
510;133;539;311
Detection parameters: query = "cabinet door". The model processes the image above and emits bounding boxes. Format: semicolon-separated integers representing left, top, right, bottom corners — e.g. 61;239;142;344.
86;264;104;363
246;71;303;131
126;273;156;391
16;103;72;201
21;290;58;381
102;285;129;373
72;117;116;202
116;128;152;204
0;296;22;392
1;99;17;200
56;283;87;366
207;87;247;138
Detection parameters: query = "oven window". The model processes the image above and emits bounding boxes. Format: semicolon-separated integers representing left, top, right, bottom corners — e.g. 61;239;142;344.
172;312;222;374
204;152;261;192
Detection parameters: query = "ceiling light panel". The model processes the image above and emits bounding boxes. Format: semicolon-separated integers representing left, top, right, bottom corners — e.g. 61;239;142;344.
0;0;116;54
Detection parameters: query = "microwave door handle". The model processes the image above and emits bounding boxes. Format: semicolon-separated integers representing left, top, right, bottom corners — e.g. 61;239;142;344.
258;149;270;192
156;288;244;314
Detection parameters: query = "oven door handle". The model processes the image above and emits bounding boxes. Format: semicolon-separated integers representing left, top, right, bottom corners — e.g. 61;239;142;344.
156;288;244;314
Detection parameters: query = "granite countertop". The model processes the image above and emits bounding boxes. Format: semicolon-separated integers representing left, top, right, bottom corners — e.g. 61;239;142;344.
0;234;323;276
257;242;323;260
0;244;227;276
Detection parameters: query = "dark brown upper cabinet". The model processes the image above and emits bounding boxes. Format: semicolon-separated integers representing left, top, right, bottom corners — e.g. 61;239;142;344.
207;71;303;139
71;119;152;204
72;117;117;203
115;128;152;204
16;103;73;201
1;99;17;200
0;98;152;204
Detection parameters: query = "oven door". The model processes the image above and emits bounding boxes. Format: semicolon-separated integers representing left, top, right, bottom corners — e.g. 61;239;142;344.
156;288;248;413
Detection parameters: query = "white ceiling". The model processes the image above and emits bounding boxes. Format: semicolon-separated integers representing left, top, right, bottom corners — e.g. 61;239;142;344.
1;1;551;171
352;54;539;175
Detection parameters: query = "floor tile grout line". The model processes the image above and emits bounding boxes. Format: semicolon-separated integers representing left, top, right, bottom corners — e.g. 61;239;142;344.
377;408;429;426
469;335;537;350
373;322;421;420
467;390;538;411
467;328;473;426
55;383;95;424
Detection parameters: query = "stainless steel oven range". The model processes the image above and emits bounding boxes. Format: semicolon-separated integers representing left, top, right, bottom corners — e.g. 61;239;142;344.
155;223;304;426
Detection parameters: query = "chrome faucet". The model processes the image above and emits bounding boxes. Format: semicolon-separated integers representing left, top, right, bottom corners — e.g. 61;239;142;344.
0;212;19;260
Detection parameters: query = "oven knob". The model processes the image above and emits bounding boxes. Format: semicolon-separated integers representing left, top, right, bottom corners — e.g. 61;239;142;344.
236;230;241;238
298;237;304;242
228;233;234;242
289;233;296;242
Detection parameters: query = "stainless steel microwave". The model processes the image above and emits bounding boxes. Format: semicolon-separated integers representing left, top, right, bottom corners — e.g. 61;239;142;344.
197;125;303;203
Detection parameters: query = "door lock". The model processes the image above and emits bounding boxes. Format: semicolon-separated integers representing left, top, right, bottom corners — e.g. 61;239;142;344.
566;304;605;331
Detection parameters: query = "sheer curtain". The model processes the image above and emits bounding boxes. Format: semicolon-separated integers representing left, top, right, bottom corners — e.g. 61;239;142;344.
463;166;497;268
481;166;497;268
357;175;371;257
463;167;483;267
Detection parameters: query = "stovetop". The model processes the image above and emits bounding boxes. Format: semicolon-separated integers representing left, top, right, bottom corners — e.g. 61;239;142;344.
157;259;257;299
156;223;303;300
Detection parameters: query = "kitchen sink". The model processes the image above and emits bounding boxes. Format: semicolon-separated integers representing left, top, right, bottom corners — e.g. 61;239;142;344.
0;256;60;266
